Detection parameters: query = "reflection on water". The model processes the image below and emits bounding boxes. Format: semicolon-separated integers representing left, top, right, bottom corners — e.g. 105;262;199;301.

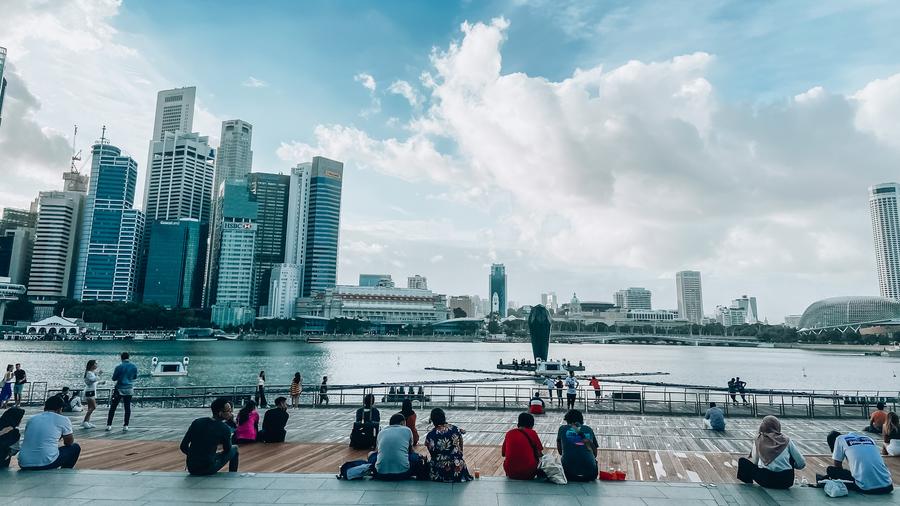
0;340;898;391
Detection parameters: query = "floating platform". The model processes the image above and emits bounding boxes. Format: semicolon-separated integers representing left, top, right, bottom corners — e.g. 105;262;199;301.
497;362;586;372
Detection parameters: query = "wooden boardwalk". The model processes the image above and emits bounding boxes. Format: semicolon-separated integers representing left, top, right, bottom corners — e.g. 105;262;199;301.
20;438;900;486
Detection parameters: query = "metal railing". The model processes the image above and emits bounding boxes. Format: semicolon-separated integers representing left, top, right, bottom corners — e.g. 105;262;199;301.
13;382;898;419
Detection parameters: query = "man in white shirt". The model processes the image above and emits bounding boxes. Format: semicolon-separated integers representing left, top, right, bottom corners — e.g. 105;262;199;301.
370;414;419;480
825;430;893;494
18;396;81;470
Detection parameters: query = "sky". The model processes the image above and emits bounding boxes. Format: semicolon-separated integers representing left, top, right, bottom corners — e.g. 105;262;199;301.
2;0;900;322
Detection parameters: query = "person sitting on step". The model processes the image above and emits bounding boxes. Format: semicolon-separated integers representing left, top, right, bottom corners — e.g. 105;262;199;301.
736;415;805;489
821;430;893;495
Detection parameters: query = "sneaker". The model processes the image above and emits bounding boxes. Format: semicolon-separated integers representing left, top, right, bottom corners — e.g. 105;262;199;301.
123;426;129;432
105;425;112;431
82;421;91;429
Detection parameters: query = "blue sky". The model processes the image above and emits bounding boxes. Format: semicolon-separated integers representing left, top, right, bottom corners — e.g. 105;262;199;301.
2;0;900;320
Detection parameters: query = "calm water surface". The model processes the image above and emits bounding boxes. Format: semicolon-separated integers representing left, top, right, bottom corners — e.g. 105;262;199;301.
0;340;898;392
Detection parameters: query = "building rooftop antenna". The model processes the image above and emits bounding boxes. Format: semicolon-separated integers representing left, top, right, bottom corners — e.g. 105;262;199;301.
69;124;82;174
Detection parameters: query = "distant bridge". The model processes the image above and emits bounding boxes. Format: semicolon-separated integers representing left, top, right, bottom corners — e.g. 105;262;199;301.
552;332;763;347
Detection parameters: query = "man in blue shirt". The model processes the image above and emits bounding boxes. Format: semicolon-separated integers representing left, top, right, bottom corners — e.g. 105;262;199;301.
824;430;893;494
106;352;138;432
703;402;726;431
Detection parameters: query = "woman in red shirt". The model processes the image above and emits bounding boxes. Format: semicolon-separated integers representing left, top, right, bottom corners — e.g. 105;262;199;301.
400;399;419;445
502;412;543;479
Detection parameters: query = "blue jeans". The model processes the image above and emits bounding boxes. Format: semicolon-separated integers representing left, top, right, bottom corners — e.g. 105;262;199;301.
21;444;81;470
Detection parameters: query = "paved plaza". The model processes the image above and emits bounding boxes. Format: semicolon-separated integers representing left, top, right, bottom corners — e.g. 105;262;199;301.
3;469;900;506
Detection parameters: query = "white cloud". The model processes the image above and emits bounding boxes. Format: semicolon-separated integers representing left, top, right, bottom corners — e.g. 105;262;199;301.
430;254;445;263
279;17;900;318
354;72;377;92
242;76;268;88
388;80;421;107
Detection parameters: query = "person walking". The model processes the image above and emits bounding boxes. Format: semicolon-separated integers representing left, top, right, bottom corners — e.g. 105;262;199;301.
106;352;137;431
255;371;268;408
13;364;26;407
289;372;302;409
318;376;329;406
0;365;13;408
82;360;101;429
565;371;579;410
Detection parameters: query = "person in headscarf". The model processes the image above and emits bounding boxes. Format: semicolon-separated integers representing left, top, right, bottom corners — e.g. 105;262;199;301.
0;406;25;467
737;415;806;489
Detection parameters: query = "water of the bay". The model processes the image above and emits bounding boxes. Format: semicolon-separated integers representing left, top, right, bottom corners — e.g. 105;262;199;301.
0;340;897;392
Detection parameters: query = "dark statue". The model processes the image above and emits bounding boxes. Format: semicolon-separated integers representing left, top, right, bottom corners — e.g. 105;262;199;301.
528;304;551;361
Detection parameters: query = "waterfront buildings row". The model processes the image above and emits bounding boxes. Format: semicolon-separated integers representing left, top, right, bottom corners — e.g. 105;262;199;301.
0;83;345;328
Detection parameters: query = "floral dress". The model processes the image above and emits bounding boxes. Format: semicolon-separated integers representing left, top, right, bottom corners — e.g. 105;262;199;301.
425;424;473;482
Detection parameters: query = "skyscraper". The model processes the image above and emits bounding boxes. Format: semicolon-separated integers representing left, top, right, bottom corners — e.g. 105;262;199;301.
540;292;558;313
247;173;289;310
144;131;215;223
268;263;300;319
213;120;253;196
614;287;652;310
408;275;427;290
0;207;37;287
210;180;258;327
73;141;144;302
142;219;203;308
732;295;759;324
870;183;900;300
489;263;507;317
27;191;85;318
151;87;196;141
0;47;7;127
675;270;703;323
301;157;343;297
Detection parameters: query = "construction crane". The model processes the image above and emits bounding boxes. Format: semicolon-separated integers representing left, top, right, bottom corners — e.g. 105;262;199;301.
70;124;82;173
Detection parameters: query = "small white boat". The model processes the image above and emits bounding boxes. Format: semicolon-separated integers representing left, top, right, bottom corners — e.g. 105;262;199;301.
151;357;189;376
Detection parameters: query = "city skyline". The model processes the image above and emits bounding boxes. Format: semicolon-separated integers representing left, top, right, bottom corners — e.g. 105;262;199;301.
3;2;900;321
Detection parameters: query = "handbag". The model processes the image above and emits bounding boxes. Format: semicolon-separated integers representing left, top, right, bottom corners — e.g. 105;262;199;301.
539;454;567;484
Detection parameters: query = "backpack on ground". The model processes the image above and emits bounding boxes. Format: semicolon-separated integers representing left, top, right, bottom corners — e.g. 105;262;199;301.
338;460;371;480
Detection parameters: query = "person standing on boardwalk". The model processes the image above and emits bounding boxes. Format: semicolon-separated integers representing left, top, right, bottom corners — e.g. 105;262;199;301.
589;376;601;404
255;371;268;407
544;376;555;404
0;365;13;408
180;397;239;475
554;376;564;408
736;377;748;405
289;372;302;408
727;378;738;405
82;360;101;429
318;376;329;406
106;352;137;431
565;371;579;410
13;364;26;407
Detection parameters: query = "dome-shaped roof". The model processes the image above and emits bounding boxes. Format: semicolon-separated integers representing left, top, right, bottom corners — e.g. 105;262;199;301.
798;296;900;330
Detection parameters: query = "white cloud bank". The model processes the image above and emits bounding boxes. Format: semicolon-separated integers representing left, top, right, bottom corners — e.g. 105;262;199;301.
279;17;900;314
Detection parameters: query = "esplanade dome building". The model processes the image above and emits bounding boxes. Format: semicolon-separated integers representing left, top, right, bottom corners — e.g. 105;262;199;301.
798;296;900;330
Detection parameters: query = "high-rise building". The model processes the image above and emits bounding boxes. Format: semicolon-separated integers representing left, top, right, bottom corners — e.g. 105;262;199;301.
783;315;802;328
360;274;393;287
675;271;703;323
614;287;652;310
489;263;507;317
0;47;7;127
284;162;311;292
0;207;37;287
301;157;343;297
210;180;258;327
213;120;253;196
540;292;558;313
247;173;289;310
142;219;203;308
732;295;759;324
73;141;144;302
152;87;196;141
27;191;85;318
870;183;900;300
268;263;300;319
0;207;38;233
407;275;427;290
144;131;215;224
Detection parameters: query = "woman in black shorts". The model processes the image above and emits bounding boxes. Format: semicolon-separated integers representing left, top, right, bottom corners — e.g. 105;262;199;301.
82;359;101;429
